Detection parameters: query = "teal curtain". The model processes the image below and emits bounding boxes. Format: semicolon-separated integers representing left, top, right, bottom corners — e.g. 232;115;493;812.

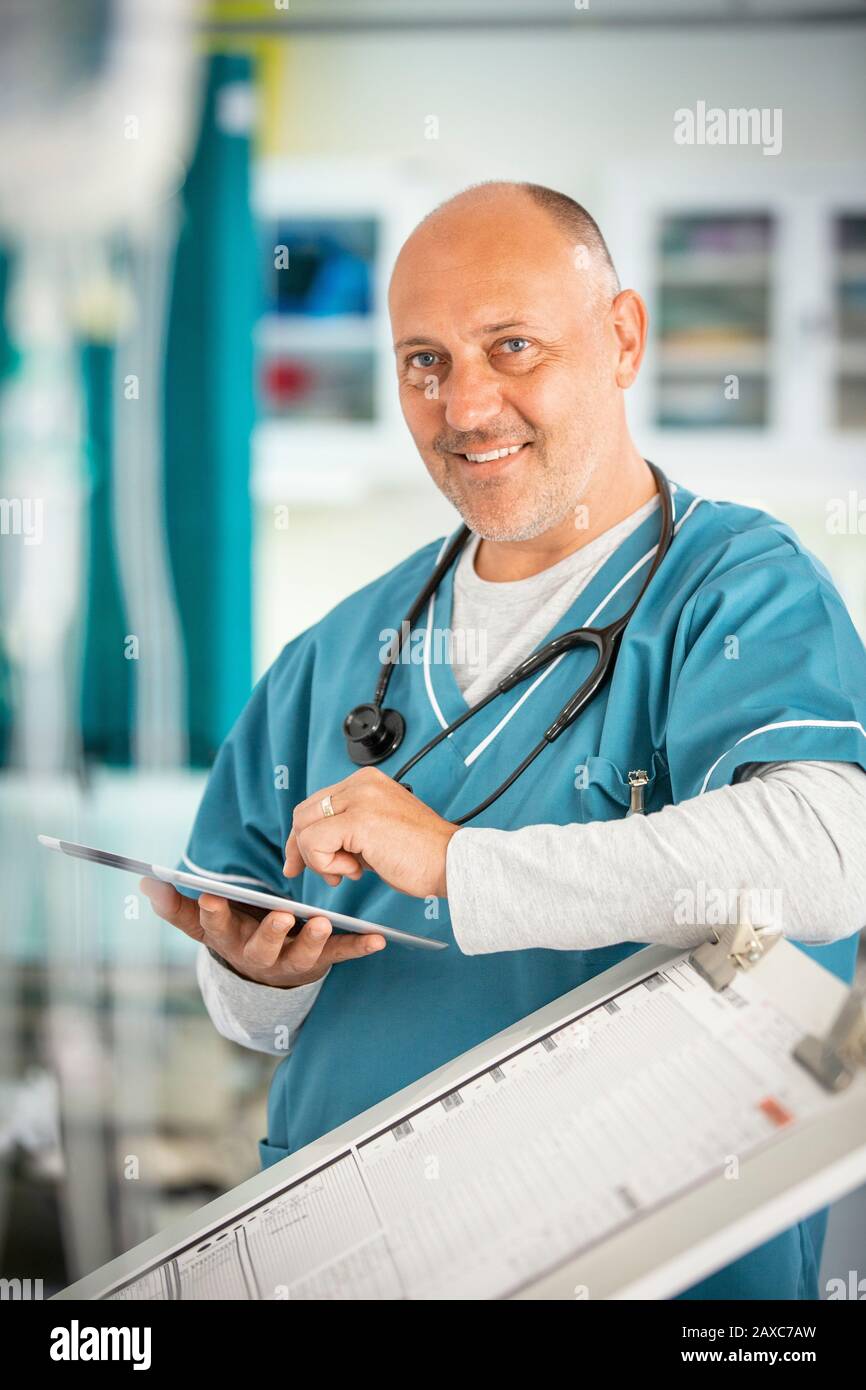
76;52;256;770
80;340;132;765
163;52;256;766
0;53;256;772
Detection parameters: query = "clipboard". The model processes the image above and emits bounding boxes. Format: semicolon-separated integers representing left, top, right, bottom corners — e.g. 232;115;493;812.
55;937;866;1301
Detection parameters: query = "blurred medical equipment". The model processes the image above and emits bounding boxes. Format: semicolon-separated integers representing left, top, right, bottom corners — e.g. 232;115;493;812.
0;0;201;1282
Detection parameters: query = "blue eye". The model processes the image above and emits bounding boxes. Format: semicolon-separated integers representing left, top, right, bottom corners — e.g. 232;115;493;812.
501;338;529;353
409;351;439;369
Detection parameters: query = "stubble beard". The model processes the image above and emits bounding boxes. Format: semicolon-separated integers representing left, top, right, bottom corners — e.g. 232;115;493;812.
434;434;604;543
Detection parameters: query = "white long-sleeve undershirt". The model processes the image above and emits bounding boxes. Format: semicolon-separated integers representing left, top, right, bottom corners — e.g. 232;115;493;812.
445;759;866;955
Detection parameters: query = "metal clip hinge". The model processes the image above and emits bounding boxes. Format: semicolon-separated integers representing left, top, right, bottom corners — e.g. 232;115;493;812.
794;988;866;1093
689;905;782;992
627;769;648;816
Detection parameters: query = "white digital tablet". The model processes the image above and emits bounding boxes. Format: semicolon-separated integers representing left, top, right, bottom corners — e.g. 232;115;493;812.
38;835;447;951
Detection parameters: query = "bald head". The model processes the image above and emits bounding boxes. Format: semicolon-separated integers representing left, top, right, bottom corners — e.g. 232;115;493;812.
388;181;646;545
398;181;620;306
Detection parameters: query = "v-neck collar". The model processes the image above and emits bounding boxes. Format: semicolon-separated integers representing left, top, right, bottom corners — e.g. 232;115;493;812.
422;479;698;766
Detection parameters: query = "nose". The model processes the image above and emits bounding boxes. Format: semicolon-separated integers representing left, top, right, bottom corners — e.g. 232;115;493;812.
442;358;504;434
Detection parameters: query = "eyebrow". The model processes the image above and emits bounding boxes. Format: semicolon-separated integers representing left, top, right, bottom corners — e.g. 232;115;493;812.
393;320;536;353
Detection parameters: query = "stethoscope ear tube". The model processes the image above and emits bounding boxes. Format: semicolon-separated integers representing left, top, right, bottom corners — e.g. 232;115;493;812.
371;525;471;710
543;629;619;743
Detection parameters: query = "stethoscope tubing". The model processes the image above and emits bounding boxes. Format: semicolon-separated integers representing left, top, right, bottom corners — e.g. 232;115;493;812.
351;462;674;825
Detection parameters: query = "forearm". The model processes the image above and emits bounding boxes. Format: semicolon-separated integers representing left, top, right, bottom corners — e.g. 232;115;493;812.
446;761;866;955
196;944;328;1056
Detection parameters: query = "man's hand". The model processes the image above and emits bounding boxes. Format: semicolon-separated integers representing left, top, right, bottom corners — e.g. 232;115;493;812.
139;878;385;988
284;766;458;898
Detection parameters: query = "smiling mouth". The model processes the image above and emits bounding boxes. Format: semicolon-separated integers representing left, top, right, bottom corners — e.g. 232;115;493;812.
451;442;531;465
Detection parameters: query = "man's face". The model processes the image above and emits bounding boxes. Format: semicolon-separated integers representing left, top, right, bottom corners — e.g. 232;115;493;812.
389;195;622;542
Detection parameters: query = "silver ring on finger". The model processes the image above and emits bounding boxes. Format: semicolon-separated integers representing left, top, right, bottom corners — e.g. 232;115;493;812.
321;793;335;817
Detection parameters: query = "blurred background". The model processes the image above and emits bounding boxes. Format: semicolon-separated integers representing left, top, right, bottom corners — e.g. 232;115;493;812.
0;0;864;1296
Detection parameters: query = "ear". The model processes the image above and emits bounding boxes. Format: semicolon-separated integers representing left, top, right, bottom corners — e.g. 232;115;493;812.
610;289;648;389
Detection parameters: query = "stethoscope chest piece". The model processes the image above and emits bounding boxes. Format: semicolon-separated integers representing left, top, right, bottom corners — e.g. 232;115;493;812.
343;702;406;766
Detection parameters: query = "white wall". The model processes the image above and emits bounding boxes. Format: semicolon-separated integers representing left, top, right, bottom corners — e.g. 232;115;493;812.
277;26;866;179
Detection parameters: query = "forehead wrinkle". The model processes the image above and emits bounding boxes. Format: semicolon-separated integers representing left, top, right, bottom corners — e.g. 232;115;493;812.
390;254;594;343
390;232;575;303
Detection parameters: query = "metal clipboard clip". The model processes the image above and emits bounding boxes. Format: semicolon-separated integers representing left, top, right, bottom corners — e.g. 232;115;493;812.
794;988;866;1093
688;903;782;992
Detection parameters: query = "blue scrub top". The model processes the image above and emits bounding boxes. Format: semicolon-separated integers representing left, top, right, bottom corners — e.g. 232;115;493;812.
183;479;866;1300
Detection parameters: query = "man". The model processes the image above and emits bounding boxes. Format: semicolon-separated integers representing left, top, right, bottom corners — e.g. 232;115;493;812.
143;182;866;1300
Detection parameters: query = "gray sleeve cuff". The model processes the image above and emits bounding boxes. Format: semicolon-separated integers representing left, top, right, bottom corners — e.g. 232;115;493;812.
196;943;329;1056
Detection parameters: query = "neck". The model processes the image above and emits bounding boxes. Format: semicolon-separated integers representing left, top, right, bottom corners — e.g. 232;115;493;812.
473;446;657;582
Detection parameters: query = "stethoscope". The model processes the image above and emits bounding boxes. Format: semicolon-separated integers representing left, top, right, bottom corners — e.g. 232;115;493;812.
343;460;674;826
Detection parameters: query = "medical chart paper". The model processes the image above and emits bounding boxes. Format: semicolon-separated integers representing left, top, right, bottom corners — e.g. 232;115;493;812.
85;944;865;1302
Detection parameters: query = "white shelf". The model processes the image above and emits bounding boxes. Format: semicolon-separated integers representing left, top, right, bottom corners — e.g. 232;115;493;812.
837;251;866;282
835;340;866;374
255;314;377;353
252;419;398;507
658;252;771;287
657;342;769;373
640;432;866;501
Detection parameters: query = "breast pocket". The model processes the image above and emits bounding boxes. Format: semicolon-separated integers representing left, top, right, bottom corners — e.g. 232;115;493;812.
573;750;671;824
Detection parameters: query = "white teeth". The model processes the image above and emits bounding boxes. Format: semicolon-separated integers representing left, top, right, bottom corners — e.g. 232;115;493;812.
463;444;524;463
